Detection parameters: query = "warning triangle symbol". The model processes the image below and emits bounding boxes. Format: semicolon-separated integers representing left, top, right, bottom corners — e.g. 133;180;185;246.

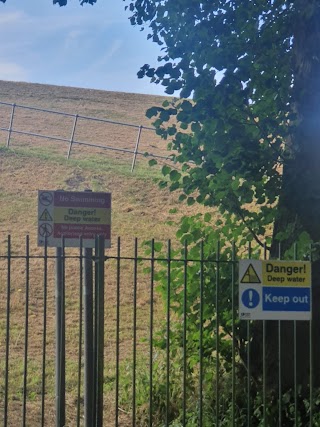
39;209;53;222
240;264;261;284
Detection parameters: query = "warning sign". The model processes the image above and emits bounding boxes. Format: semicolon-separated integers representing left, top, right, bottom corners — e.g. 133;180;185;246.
262;261;311;287
38;190;111;248
239;259;311;321
39;192;53;206
240;264;261;284
39;223;53;237
39;209;53;222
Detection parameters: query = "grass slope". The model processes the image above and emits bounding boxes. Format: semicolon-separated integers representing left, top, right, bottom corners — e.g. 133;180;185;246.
0;80;205;426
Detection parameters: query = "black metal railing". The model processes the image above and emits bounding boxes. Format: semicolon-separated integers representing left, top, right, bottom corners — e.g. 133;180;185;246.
0;236;316;426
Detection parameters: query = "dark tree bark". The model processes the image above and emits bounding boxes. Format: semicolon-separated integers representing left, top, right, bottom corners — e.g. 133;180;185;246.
251;0;320;392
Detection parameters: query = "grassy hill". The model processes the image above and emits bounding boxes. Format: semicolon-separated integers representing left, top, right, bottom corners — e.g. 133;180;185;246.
0;80;197;251
0;80;207;426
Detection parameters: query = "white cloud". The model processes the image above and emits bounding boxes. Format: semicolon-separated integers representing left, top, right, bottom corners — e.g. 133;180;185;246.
0;10;26;26
63;29;87;50
0;61;28;81
106;39;123;60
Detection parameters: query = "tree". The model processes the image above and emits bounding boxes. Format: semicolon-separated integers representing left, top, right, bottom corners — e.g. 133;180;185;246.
124;0;320;396
2;0;320;419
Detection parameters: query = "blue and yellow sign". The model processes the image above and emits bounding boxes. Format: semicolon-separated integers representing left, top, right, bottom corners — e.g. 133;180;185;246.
239;260;311;321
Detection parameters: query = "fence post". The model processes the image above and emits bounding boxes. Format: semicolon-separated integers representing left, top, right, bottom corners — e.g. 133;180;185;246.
4;236;11;427
6;103;15;147
67;114;78;159
95;235;105;427
83;246;94;427
131;125;142;172
55;245;66;427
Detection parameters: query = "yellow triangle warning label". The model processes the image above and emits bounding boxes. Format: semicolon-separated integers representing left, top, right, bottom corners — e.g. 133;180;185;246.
240;264;261;284
39;209;53;221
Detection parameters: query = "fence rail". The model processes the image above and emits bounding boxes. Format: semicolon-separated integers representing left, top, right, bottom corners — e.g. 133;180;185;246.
0;101;171;171
0;236;316;426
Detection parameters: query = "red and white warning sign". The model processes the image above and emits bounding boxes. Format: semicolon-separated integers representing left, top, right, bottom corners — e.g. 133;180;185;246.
38;190;111;248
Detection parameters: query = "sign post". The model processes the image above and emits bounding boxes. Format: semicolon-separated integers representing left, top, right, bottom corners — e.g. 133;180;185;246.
239;260;311;320
55;246;65;427
83;246;94;427
38;190;111;427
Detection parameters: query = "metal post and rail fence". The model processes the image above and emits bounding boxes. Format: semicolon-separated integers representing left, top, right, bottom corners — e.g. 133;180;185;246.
0;101;171;172
0;236;316;426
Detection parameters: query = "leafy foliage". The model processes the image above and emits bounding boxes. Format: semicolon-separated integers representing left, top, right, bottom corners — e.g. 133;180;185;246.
128;0;320;423
126;0;320;249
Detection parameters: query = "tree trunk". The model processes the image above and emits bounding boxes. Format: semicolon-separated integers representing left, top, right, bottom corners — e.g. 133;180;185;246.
251;0;320;392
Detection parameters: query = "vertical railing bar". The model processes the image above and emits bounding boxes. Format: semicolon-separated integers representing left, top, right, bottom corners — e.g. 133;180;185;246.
166;240;171;427
278;243;282;427
4;235;11;427
94;239;99;420
263;319;266;426
6;103;15;147
293;244;298;427
247;241;252;427
182;240;188;427
77;238;83;427
216;241;220;427
232;242;236;427
199;241;204;427
62;240;66;426
149;239;155;427
41;237;48;427
41;238;48;427
66;114;78;159
115;237;121;427
83;241;94;427
131;126;142;172
309;242;313;427
263;244;267;427
57;239;66;426
95;235;105;427
22;236;30;427
132;238;138;427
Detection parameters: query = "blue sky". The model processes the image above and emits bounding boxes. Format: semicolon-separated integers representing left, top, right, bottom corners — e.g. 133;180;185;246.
0;0;167;95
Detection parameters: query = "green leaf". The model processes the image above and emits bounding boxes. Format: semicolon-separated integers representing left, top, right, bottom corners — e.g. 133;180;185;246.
146;106;160;119
153;241;163;252
148;159;158;166
187;197;195;206
162;165;171;176
204;212;212;222
169;170;181;182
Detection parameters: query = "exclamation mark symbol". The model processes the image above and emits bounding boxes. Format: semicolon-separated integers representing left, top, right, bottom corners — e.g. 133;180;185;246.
249;290;253;307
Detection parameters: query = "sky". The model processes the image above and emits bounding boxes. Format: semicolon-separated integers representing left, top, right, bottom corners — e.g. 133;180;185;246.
0;0;167;95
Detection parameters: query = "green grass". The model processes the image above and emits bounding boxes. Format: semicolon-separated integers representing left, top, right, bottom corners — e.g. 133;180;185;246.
3;144;164;180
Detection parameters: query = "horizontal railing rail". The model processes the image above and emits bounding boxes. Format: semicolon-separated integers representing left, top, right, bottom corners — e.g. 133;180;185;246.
0;101;172;171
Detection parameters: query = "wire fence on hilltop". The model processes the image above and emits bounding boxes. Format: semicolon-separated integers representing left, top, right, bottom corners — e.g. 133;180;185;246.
0;101;172;171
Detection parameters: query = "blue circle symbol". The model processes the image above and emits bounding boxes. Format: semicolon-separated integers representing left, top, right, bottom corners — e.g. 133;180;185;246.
242;288;260;309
